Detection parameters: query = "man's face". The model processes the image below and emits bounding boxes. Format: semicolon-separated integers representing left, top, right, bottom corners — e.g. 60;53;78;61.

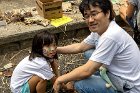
84;5;110;35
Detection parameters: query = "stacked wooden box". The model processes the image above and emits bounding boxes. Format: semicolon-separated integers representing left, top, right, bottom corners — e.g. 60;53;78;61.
36;0;62;19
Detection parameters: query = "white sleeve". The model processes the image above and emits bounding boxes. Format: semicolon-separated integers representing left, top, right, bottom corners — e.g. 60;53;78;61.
89;37;119;65
83;32;99;46
36;63;54;80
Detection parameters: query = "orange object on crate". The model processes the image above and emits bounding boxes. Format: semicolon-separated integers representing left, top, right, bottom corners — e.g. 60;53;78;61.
36;0;62;19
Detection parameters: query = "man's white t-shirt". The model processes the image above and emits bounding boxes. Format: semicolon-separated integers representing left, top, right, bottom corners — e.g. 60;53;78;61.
10;56;54;93
84;21;140;92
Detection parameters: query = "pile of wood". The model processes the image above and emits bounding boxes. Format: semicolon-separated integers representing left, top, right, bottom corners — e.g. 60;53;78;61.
0;8;50;27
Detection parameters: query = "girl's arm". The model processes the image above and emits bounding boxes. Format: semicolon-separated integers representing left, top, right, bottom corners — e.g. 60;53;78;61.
50;59;60;77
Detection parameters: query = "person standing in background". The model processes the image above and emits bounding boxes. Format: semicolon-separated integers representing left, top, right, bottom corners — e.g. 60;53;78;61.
119;0;140;44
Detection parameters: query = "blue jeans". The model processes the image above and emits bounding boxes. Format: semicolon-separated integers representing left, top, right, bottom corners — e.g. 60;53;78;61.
83;48;95;60
73;49;118;93
74;74;118;93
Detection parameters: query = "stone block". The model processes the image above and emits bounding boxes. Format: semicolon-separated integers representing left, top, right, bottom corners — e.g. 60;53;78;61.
20;39;33;49
58;30;77;40
76;28;90;37
0;42;20;55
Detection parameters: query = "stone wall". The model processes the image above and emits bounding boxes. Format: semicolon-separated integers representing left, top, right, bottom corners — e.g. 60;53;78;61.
0;27;90;55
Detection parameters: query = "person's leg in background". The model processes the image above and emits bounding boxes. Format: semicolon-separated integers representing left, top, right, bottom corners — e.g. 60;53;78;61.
135;11;140;45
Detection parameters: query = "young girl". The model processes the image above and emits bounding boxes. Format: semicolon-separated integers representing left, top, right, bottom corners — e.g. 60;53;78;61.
10;31;60;93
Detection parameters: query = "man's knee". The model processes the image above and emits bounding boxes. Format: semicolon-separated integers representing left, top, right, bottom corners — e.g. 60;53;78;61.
74;81;86;93
74;80;83;89
83;48;95;59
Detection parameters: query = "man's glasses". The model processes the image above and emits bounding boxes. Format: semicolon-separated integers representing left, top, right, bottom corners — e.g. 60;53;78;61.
83;11;103;20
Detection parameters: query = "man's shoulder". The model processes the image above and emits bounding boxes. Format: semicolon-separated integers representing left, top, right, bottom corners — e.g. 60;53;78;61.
106;21;123;35
102;21;127;42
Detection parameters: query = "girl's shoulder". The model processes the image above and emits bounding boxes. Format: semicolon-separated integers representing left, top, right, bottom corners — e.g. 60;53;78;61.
32;57;48;66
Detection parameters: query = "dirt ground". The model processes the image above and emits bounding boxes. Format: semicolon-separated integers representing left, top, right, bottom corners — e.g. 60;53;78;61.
0;0;36;12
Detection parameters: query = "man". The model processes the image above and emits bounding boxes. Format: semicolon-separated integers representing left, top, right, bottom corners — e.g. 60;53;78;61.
119;0;140;44
53;0;140;93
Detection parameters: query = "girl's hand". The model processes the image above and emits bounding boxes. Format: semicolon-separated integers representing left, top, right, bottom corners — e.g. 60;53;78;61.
53;79;61;93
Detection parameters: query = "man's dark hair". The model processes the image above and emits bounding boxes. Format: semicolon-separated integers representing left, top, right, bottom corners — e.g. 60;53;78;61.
29;31;58;61
79;0;115;21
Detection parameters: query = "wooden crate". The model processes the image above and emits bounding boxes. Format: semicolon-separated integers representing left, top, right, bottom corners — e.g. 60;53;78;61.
36;0;62;19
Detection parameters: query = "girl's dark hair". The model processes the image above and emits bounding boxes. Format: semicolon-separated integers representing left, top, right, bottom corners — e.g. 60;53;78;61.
29;31;58;61
79;0;115;21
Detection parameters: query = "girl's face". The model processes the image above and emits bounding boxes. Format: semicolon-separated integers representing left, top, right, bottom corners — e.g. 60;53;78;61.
43;43;57;58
